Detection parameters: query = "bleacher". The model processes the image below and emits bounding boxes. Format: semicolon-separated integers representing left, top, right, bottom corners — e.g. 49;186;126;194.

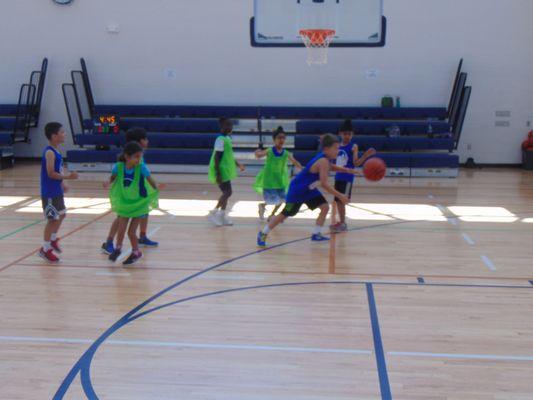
0;59;48;169
65;58;469;178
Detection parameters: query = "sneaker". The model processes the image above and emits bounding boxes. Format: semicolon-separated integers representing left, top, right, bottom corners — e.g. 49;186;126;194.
123;250;143;265
330;223;348;233
257;231;267;247
222;214;234;226
311;233;330;242
208;210;223;227
139;236;159;247
101;241;115;255
51;239;62;254
258;203;266;220
39;248;59;264
108;248;122;262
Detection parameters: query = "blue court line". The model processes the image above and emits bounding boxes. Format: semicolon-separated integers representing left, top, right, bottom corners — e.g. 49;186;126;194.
54;220;410;400
54;216;533;399
417;277;425;284
366;283;392;400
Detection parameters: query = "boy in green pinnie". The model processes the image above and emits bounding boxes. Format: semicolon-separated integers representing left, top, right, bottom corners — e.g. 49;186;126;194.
254;127;302;221
208;118;245;226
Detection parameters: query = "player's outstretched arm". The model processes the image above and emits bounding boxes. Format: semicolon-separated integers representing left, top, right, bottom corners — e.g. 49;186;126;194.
318;159;349;204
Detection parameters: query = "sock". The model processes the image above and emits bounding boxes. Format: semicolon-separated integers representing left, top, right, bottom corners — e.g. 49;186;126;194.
217;209;225;216
312;225;322;235
262;226;271;235
115;245;122;251
51;233;57;241
43;241;52;251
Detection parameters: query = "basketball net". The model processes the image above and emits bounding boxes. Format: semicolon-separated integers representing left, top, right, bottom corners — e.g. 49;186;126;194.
299;29;336;66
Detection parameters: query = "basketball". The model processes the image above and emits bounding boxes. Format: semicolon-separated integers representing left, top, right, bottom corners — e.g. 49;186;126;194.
363;158;387;181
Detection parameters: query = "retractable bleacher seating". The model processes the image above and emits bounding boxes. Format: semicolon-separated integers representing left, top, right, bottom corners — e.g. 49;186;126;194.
67;104;459;177
0;59;48;169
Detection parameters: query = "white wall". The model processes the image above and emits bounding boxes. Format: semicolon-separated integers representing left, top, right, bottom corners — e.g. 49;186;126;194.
1;0;532;163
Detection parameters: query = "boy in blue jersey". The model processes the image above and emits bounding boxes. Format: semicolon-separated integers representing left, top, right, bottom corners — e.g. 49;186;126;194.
331;120;376;232
257;134;359;247
39;122;79;263
101;127;161;255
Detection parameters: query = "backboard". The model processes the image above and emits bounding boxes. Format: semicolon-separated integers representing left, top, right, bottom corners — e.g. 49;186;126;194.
251;0;386;47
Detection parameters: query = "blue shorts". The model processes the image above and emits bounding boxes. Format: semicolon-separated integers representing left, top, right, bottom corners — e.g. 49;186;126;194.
263;189;286;205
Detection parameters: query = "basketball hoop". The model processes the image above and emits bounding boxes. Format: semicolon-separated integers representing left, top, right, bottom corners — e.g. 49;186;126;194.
299;29;336;66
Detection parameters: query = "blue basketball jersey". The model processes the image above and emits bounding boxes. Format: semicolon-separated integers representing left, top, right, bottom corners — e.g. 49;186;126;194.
40;146;64;198
335;142;356;183
286;152;325;203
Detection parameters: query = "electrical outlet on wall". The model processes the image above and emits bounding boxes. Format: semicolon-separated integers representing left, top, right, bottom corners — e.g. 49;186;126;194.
164;68;177;80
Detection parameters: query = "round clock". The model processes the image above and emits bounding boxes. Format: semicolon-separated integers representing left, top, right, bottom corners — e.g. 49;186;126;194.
53;0;74;5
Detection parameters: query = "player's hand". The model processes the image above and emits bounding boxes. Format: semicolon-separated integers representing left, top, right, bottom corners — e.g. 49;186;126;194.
337;194;349;205
254;150;262;158
68;171;79;180
62;183;69;193
350;169;363;176
103;181;110;189
239;163;246;172
367;148;377;157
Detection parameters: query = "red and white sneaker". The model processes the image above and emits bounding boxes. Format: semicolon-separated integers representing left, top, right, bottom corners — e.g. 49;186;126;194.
51;239;62;254
39;248;60;264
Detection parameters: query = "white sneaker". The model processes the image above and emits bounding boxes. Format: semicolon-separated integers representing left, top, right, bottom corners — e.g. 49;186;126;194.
222;214;234;226
208;210;223;226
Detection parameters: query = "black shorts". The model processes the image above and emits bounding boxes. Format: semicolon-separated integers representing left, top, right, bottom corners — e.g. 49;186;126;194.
218;181;232;194
282;194;328;217
334;180;353;202
42;195;66;220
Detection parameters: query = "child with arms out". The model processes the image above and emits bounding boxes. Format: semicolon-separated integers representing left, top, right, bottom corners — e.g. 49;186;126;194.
257;133;360;247
101;127;161;255
254;127;302;221
331;119;376;232
104;142;161;265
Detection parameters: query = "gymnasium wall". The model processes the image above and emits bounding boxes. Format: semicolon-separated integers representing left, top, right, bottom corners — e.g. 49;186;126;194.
0;0;532;163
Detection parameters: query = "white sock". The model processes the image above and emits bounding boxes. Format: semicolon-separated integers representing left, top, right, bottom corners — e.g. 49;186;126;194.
43;241;52;251
51;233;57;241
217;210;225;216
312;225;322;235
262;226;271;235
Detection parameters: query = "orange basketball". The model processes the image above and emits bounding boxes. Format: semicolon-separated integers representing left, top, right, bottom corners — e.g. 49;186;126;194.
363;158;387;182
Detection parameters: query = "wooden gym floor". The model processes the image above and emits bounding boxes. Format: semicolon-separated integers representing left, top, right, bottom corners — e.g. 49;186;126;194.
1;163;533;399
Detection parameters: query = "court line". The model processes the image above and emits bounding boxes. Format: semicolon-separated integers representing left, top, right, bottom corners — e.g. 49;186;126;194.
0;218;43;240
0;210;112;274
4;335;533;362
0;336;371;355
17;262;533;284
54;218;533;399
461;233;475;245
366;283;392;400
54;220;411;400
481;255;496;271
389;351;533;362
95;272;131;277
